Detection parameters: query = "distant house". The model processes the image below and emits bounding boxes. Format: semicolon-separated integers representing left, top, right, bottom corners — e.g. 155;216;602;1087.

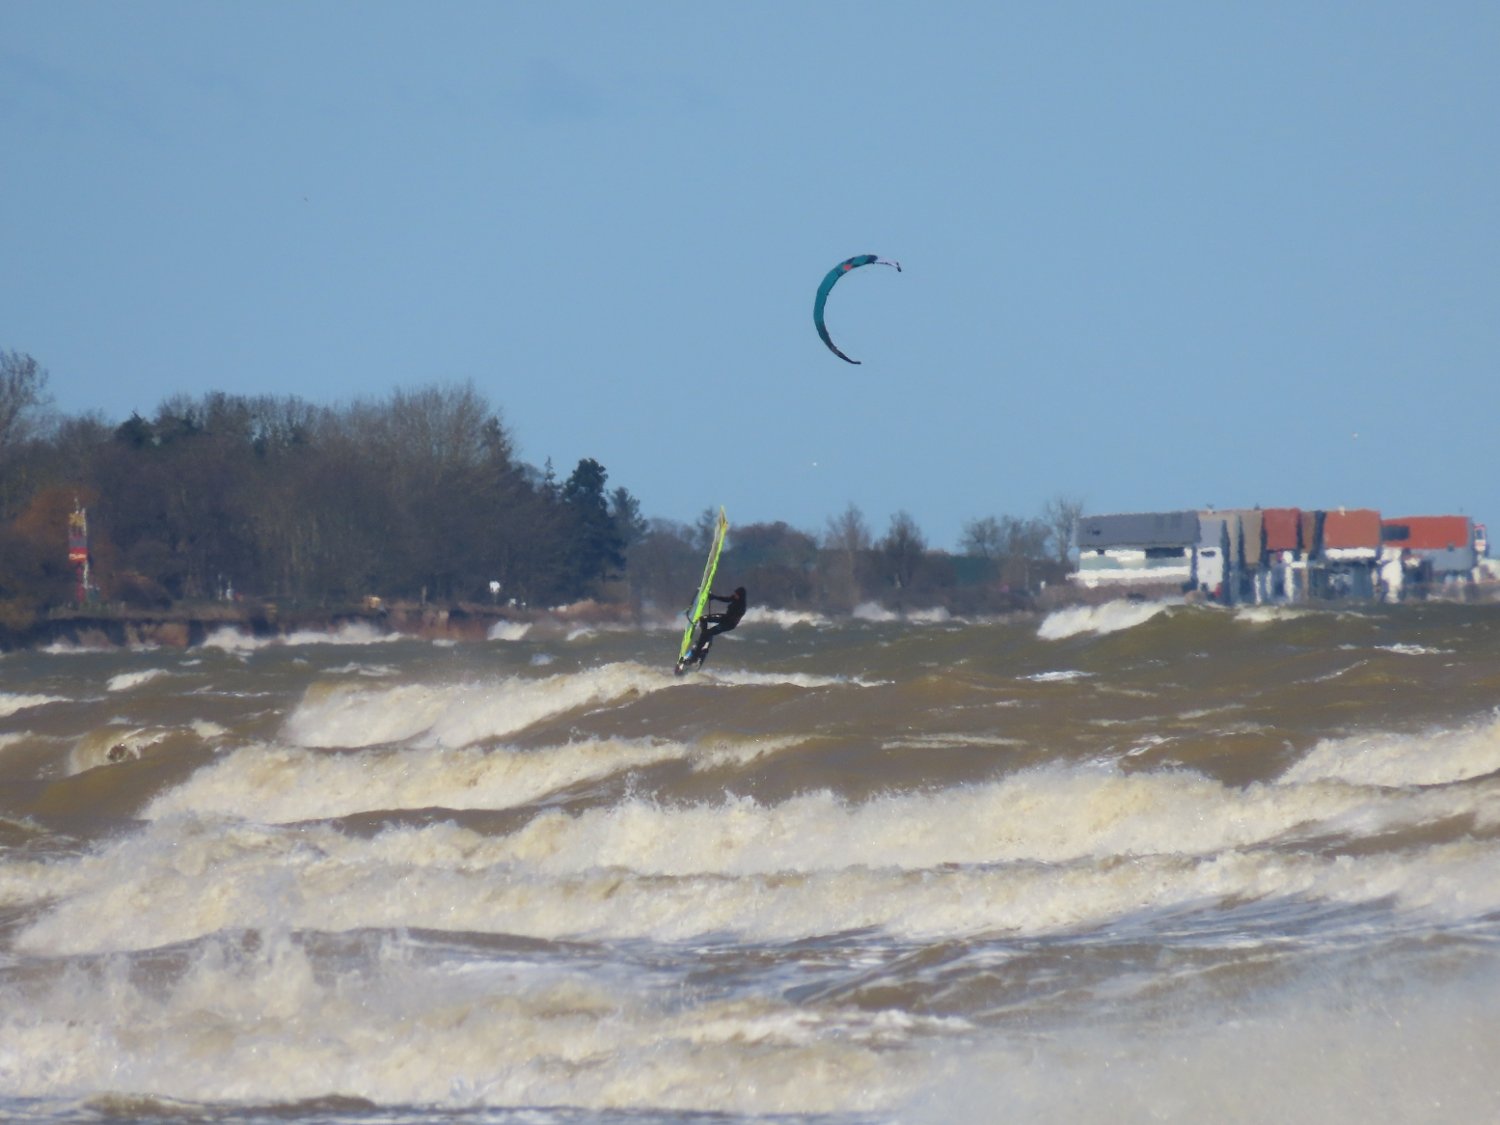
1259;507;1307;602
1316;508;1381;599
1195;514;1232;601
1073;511;1198;591
1381;515;1476;594
1381;515;1474;560
1232;509;1264;603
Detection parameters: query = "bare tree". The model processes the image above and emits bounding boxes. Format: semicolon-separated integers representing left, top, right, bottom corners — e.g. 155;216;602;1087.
880;510;927;591
994;515;1050;591
729;521;819;607
1042;494;1085;564
693;507;722;553
999;515;1049;560
820;502;873;610
0;350;52;451
346;382;513;600
823;502;872;555
625;518;699;614
960;515;1004;559
0;351;55;523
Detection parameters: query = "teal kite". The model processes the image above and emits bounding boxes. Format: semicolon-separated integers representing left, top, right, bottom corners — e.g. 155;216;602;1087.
813;254;901;364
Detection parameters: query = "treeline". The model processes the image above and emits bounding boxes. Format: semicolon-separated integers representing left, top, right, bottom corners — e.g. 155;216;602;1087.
0;350;1081;628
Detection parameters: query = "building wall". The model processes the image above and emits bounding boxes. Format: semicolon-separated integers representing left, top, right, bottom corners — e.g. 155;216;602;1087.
1075;547;1194;588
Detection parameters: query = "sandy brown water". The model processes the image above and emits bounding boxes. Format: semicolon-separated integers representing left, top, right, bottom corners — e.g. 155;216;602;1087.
4;601;1500;1122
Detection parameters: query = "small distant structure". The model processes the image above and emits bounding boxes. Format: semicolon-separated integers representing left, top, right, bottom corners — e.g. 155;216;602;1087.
67;502;93;606
1475;524;1500;585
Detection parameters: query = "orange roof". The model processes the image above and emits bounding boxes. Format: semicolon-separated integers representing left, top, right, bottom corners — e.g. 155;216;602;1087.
1262;508;1302;551
1382;516;1471;551
1322;509;1381;549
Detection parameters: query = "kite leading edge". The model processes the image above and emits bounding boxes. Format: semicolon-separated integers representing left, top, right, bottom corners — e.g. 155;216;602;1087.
813;254;901;364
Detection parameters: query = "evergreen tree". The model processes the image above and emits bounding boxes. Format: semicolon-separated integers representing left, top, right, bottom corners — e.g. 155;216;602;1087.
559;457;625;599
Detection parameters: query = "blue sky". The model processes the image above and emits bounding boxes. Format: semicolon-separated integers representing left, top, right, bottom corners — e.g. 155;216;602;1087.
4;3;1498;550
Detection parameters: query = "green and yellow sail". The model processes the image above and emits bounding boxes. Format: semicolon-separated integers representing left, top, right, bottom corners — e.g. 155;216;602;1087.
677;507;729;666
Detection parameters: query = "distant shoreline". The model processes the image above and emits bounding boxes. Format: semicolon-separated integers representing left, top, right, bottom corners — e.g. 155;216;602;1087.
0;600;643;653
0;594;1050;653
6;586;1494;654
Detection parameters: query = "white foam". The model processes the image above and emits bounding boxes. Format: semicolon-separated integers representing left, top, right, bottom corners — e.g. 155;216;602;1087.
19;800;1500;956
1281;711;1500;790
483;769;1359;878
203;621;396;652
905;606;952;624
487;621;531;641
143;737;694;824
708;668;884;689
880;733;1026;751
324;662;398;677
39;639;110;654
852;601;900;622
1234;604;1315;624
745;606;831;629
282;620;397;646
202;627;269;652
7;899;1499;1118
0;927;934;1114
34;756;1499;953
281;661;670;750
1038;600;1171;640
106;668;167;692
0;692;66;717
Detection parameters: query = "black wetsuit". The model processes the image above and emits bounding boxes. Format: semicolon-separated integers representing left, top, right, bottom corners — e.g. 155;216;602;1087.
696;588;746;650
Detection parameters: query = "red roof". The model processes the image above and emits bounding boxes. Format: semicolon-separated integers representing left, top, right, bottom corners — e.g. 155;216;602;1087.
1262;508;1302;551
1381;515;1472;551
1322;509;1381;549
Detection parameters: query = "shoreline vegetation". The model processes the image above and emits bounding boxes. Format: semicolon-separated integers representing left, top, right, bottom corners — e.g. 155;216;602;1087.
0;358;1088;646
6;359;1495;655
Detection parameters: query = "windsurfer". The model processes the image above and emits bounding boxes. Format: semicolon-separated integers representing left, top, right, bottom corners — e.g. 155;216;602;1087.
693;586;746;659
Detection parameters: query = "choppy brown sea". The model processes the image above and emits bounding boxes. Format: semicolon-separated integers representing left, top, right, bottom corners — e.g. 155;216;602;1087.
4;599;1500;1123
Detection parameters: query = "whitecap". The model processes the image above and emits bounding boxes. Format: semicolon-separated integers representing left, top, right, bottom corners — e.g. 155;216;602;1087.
1038;600;1171;640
